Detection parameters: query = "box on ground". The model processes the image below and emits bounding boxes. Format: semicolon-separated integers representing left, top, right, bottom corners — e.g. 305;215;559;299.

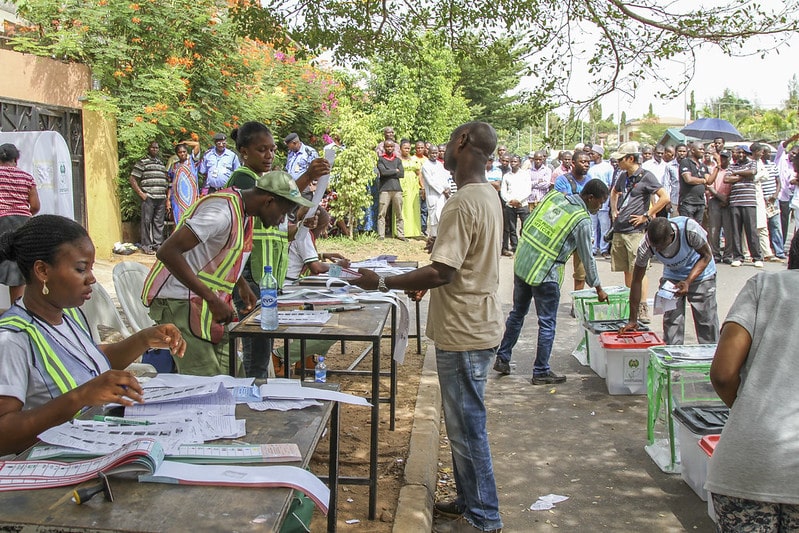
701;435;720;522
571;286;630;325
646;344;720;473
673;406;729;501
585;320;649;377
599;332;664;395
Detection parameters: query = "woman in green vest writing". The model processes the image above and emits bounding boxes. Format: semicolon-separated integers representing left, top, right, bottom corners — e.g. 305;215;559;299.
0;215;186;456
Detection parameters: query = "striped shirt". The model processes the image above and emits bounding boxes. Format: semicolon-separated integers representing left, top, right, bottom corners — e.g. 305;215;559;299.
0;166;36;217
761;161;779;199
728;159;757;207
131;157;169;199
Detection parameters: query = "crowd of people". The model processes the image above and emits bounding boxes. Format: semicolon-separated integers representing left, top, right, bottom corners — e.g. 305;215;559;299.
2;121;799;531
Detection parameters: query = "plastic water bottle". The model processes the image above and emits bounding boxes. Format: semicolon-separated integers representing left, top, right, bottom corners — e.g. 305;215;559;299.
314;356;327;383
260;266;279;330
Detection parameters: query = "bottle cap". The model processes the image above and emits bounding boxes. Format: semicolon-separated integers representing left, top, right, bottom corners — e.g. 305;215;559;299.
264;266;273;274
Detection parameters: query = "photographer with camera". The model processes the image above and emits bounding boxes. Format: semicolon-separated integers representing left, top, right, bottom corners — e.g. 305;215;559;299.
608;142;671;323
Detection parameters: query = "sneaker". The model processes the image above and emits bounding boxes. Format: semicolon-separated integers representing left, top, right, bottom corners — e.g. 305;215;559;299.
501;250;513;257
493;359;511;375
531;371;567;385
730;260;742;267
433;515;501;533
601;252;611;259
722;258;733;265
638;302;651;325
754;260;764;268
434;500;463;519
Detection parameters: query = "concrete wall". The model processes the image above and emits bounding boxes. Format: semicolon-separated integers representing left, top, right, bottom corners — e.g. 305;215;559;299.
83;110;122;259
0;48;90;108
0;49;122;258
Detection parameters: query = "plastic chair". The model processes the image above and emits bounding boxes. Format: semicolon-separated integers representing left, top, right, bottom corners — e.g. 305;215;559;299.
80;281;131;341
112;262;155;332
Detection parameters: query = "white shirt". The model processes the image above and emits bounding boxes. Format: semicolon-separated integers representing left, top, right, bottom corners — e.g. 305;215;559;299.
156;197;250;299
501;169;532;205
285;231;318;282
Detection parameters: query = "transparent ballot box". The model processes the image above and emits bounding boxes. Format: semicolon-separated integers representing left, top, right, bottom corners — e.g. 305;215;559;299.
645;344;721;473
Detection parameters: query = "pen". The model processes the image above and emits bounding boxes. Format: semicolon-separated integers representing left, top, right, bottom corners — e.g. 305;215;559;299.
92;415;151;426
327;305;365;313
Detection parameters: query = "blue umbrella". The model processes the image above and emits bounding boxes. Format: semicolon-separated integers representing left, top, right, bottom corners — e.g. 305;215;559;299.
680;118;743;142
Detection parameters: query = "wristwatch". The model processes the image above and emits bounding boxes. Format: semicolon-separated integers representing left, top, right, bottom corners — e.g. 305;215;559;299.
377;276;390;293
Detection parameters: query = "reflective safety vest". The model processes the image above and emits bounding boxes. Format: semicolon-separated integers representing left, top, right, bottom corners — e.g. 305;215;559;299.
0;305;108;400
225;167;289;285
142;188;253;343
514;191;589;286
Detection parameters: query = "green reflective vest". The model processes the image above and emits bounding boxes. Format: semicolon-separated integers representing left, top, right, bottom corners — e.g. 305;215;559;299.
226;167;289;285
0;306;98;399
514;191;589;286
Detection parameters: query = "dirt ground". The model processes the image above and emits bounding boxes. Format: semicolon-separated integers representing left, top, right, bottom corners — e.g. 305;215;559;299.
308;341;425;530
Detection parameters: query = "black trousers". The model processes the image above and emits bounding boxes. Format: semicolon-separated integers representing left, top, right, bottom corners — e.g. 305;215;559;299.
503;205;529;251
730;205;762;261
140;196;166;250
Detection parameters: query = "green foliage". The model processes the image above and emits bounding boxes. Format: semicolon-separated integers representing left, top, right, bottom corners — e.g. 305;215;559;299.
328;105;378;237
452;32;534;130
213;0;798;110
366;32;470;143
10;0;343;221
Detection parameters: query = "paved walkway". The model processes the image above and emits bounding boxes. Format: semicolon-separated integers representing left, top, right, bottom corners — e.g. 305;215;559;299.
397;253;781;532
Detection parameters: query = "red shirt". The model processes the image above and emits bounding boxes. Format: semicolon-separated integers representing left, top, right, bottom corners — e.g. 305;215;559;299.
0;166;36;217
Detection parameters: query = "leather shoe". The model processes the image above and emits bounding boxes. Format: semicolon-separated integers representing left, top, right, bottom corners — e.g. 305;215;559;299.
493;359;511;375
434;500;463;519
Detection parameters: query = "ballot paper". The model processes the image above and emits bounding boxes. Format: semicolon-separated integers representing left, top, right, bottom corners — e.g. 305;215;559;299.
292;148;336;245
126;382;236;417
140;462;330;514
141;374;254;389
38;420;199;455
251;310;332;325
246;399;323;411
653;280;679;315
258;382;371;406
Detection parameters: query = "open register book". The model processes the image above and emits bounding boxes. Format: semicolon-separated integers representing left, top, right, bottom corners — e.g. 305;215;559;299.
1;438;330;513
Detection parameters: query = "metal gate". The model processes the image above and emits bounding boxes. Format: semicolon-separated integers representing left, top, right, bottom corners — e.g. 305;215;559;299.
0;97;86;225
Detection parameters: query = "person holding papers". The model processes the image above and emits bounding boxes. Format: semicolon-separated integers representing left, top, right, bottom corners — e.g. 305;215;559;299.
285;207;350;283
224;123;329;378
621;216;719;345
0;215;186;455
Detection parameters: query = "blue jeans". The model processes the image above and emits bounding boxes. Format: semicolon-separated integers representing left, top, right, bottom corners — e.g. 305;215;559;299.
436;347;502;531
591;210;612;253
496;276;560;376
767;212;786;258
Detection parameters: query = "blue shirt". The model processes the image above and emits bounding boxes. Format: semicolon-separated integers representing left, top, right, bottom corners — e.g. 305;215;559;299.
285;143;319;181
554;173;589;195
199;148;240;189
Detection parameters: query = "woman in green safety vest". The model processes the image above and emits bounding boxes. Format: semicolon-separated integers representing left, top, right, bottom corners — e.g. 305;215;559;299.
0;215;186;456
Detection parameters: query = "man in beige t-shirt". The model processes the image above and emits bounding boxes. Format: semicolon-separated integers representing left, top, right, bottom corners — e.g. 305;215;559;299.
354;122;504;533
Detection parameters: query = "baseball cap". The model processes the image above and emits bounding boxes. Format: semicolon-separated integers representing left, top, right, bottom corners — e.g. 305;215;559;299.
736;144;752;154
284;132;299;144
256;170;314;207
592;145;605;156
720;149;732;158
609;141;640;160
212;132;226;141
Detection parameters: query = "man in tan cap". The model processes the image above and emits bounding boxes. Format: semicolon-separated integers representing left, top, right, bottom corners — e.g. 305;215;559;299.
142;170;312;376
608;141;670;323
